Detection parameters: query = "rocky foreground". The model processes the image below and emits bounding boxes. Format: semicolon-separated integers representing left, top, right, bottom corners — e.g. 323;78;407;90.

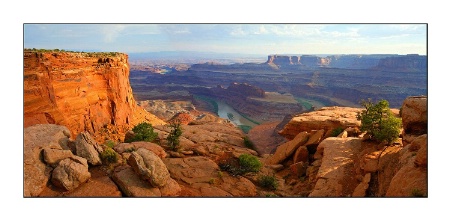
24;96;427;197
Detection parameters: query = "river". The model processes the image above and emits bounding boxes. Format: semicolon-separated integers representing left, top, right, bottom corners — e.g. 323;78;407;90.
216;100;258;127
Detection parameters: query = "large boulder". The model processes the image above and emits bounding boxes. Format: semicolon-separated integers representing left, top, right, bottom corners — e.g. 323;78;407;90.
293;146;309;164
51;156;91;191
415;135;428;167
265;131;310;165
128;148;170;187
130;141;167;159
401;96;427;136
42;149;74;167
385;159;427;197
24;124;71;197
309;138;362;197
75;132;103;165
112;166;162;197
279;107;362;140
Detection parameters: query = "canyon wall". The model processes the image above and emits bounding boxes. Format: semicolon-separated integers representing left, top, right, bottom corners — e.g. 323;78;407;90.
24;50;164;141
266;54;427;71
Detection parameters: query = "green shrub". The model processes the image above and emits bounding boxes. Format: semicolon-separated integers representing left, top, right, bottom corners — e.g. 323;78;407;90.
239;125;252;134
167;120;183;151
219;153;262;176
239;154;262;173
258;175;278;190
330;127;344;137
126;122;158;143
104;140;115;148
100;147;118;164
243;136;255;149
357;99;402;144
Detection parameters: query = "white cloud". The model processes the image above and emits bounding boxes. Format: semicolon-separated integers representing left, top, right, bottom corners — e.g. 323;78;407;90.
101;24;126;43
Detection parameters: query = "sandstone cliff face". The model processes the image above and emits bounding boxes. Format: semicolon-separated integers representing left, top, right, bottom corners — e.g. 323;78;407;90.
376;55;427;72
24;50;164;141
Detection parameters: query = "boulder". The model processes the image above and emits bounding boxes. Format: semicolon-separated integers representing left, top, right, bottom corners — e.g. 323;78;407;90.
385;159;427;197
113;143;136;154
415;136;428;167
75;132;103;165
51;156;91;191
128;148;170;187
409;134;427;151
24;124;71;197
401;96;427;135
112;166;161;197
43;149;74;167
289;161;307;177
293;146;309;164
309;138;362;197
304;129;325;146
265;131;310;165
124;130;135;143
279;107;362;140
131;141;167;159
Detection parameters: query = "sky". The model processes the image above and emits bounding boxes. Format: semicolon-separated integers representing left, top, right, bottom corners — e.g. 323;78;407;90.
24;24;427;55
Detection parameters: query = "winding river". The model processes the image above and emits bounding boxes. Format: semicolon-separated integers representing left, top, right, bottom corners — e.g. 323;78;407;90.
216;100;258;127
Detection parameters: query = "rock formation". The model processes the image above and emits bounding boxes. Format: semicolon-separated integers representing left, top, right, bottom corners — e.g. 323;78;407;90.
279;106;362;140
23;50;164;142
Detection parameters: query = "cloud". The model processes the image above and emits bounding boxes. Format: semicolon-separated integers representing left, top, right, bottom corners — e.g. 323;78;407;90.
100;24;126;43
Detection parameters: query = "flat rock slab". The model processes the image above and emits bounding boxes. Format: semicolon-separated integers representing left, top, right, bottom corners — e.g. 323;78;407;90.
163;156;256;197
266;131;310;165
309;137;361;197
65;176;121;197
112;166;161;197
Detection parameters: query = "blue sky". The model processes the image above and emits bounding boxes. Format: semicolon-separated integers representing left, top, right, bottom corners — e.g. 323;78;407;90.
24;24;427;55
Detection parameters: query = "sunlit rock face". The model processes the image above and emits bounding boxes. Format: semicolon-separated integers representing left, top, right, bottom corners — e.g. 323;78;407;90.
24;50;164;141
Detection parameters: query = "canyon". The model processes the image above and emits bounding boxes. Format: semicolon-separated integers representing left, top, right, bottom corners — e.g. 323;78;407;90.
23;50;427;198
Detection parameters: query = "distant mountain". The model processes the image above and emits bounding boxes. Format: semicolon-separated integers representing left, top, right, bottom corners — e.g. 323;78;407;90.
128;51;266;64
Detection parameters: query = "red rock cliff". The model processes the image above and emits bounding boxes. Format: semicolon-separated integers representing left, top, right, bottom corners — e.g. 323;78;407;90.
24;50;164;141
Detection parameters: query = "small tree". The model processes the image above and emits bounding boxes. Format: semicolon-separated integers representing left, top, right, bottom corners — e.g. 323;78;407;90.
357;99;402;144
126;122;158;143
167;120;183;151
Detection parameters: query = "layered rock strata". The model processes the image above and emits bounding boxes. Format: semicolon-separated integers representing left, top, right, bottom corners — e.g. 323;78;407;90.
24;50;164;141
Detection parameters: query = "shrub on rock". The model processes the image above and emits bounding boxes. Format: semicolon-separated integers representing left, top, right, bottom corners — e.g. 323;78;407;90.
357;99;401;144
125;122;158;143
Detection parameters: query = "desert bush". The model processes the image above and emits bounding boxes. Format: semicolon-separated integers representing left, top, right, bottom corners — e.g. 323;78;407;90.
238;153;262;173
357;99;402;144
125;122;158;143
167;120;183;151
330;127;344;137
219;153;262;176
104;140;115;148
100;147;118;164
258;175;278;190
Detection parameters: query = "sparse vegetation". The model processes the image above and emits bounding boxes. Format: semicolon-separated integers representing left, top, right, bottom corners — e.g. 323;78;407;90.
104;140;115;148
243;136;255;149
100;147;118;164
208;178;217;184
24;48;121;57
238;154;262;173
124;147;136;153
217;171;224;179
411;188;425;197
357;99;402;144
219;153;262;176
125;122;158;143
167;120;183;151
330;127;344;137
258;175;278;190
